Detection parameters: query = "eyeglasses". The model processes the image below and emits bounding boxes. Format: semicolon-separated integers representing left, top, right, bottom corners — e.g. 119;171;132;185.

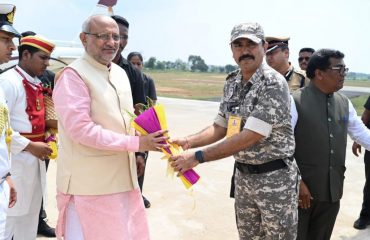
329;66;349;75
298;57;310;62
84;32;121;42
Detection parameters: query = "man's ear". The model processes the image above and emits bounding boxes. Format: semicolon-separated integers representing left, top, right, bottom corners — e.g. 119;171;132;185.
80;32;87;47
284;48;290;58
21;49;30;60
315;69;324;81
263;41;268;53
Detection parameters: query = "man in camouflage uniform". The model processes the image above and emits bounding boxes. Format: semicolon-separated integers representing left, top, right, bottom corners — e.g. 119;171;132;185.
170;22;299;239
266;37;309;92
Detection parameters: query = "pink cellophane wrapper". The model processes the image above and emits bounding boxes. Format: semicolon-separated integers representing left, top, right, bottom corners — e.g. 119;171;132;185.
132;105;200;188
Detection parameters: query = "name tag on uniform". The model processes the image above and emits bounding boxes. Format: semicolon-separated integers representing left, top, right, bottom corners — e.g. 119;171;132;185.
226;115;241;138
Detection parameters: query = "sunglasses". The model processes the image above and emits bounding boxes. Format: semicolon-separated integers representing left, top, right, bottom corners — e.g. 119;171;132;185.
298;57;310;62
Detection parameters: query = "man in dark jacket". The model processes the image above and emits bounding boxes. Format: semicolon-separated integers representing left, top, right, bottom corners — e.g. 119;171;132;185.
111;15;145;114
291;49;370;240
111;15;150;208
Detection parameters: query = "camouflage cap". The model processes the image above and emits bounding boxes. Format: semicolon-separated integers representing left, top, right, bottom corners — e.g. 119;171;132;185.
230;22;264;44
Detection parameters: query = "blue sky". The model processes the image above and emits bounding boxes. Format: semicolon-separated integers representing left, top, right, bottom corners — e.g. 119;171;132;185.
9;0;370;73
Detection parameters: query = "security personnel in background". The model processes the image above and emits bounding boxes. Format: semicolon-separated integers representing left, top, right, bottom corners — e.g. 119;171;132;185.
298;47;315;71
266;36;309;92
111;15;145;114
111;15;150;208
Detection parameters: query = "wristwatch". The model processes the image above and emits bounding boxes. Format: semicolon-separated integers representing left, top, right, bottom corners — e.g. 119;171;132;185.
195;150;205;164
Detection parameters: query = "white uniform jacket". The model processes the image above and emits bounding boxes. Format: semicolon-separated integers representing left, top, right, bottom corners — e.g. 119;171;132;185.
0;66;46;216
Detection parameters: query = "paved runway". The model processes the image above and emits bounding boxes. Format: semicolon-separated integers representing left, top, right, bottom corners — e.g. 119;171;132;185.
340;86;370;98
38;97;370;239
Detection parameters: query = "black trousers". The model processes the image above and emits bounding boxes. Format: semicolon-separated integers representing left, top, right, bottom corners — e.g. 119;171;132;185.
138;153;148;192
297;200;340;240
360;150;370;219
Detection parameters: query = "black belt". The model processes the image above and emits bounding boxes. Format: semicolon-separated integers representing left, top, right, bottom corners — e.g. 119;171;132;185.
236;157;293;174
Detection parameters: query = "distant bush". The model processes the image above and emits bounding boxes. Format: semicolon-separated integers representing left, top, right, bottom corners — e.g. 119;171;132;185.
144;55;237;73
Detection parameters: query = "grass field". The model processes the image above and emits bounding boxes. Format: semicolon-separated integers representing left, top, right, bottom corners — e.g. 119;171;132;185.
343;79;370;87
351;95;368;114
145;70;369;111
145;70;226;100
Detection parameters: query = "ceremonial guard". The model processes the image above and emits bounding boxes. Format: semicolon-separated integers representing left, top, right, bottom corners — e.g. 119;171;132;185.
0;35;55;239
0;3;20;238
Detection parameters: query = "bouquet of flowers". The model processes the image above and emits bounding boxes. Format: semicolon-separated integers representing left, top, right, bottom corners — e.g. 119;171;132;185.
131;104;200;189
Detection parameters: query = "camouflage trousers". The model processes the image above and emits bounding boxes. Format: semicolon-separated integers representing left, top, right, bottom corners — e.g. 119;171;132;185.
235;160;299;240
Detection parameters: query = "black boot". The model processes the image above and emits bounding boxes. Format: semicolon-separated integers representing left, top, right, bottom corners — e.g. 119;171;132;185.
37;219;56;237
143;196;151;208
353;217;370;230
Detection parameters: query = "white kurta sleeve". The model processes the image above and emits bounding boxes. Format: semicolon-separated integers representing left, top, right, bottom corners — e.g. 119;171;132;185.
290;95;298;130
10;131;30;154
347;99;370;150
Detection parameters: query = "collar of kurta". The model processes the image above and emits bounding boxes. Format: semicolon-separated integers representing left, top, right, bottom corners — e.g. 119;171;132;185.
82;52;111;72
307;81;334;98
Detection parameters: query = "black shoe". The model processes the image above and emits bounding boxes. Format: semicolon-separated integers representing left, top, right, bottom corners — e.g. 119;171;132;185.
143;196;151;208
353;217;370;230
37;219;56;237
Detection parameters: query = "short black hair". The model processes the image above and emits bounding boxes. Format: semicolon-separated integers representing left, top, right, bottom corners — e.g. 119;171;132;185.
127;52;143;62
18;45;39;60
299;47;315;54
21;31;36;37
111;15;129;28
306;49;345;79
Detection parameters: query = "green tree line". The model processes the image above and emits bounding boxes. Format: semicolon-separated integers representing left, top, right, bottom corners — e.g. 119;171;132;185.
144;55;238;73
143;55;370;80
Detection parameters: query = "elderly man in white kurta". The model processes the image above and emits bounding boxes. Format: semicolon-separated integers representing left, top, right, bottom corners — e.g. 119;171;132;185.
53;15;168;240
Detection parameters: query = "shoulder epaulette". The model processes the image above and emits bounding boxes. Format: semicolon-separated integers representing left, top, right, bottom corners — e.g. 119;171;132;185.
293;68;307;77
226;69;239;81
